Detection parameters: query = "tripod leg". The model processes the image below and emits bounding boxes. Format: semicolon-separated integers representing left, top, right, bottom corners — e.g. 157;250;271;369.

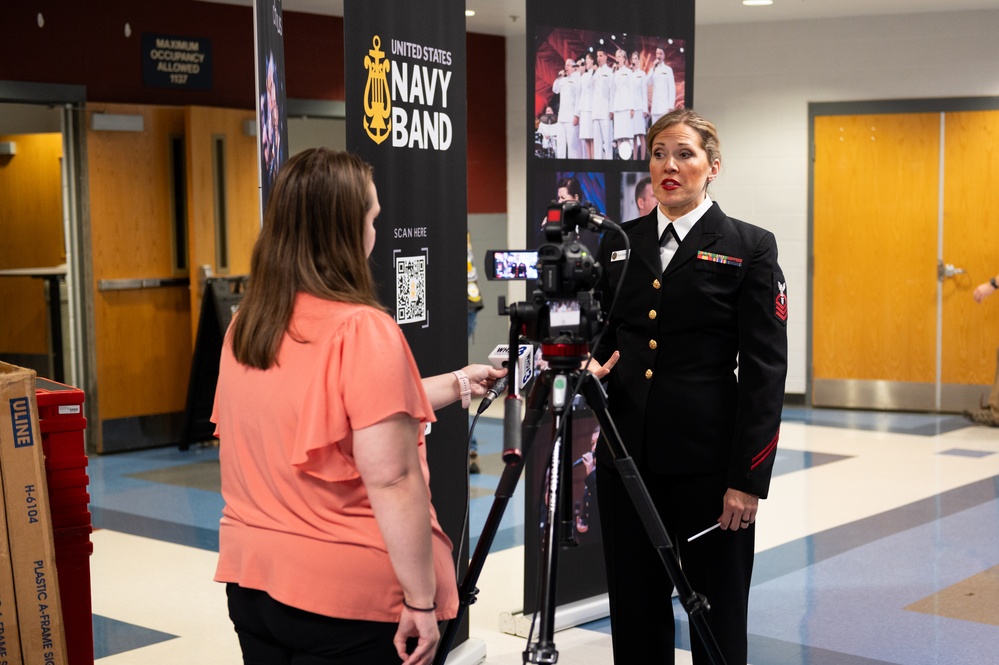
525;374;570;664
432;375;552;665
578;374;728;665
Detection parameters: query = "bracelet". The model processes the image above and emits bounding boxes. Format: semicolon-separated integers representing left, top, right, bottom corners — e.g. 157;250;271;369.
452;370;471;409
991;277;998;289
403;599;438;613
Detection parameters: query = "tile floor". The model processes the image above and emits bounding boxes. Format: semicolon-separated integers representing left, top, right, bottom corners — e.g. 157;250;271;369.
78;407;999;664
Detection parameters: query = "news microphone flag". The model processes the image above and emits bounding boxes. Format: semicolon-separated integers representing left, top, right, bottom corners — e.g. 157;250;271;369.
487;343;535;391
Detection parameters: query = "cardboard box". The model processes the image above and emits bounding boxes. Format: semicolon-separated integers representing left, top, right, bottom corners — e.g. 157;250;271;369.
0;363;68;665
0;476;23;665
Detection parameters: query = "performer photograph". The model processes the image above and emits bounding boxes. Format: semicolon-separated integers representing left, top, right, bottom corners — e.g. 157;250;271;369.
531;27;686;161
592;109;788;665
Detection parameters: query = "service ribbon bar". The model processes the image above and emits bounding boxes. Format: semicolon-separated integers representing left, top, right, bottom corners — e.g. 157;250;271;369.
696;250;743;266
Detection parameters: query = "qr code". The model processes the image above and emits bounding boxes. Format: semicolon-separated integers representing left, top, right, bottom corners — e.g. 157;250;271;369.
395;255;427;324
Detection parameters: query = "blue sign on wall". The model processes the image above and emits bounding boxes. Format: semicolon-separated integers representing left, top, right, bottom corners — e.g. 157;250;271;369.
142;33;213;90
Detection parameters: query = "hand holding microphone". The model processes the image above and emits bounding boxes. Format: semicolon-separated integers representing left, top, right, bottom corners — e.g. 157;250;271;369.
460;364;507;400
478;342;537;414
573;451;595;474
477;375;509;414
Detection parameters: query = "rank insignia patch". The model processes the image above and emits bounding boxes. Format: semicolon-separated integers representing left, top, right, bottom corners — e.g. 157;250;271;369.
774;280;788;323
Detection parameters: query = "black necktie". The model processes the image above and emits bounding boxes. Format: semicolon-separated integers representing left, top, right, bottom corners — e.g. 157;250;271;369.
659;222;680;247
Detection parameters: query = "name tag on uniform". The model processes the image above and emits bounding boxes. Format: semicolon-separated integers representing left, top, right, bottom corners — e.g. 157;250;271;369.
611;250;630;262
696;250;742;267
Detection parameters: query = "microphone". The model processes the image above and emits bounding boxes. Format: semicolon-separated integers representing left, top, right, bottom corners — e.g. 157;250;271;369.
583;204;621;232
573;457;586;468
487;342;536;389
479;342;536;413
477;375;509;414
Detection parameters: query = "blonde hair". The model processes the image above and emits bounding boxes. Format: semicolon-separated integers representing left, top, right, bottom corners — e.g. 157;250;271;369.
646;108;722;165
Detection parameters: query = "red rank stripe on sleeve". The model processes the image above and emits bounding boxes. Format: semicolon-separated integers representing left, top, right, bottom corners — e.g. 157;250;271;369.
751;429;779;471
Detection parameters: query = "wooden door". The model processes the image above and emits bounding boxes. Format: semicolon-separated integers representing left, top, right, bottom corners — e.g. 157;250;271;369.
813;109;999;411
184;106;259;339
86;104;193;452
813;113;940;409
0;133;65;374
86;104;260;452
940;110;999;410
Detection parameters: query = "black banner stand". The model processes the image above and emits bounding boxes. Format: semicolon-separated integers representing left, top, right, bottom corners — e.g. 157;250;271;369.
179;276;247;450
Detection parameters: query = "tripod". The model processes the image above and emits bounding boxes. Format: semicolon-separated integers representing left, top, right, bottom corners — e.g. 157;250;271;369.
433;333;727;665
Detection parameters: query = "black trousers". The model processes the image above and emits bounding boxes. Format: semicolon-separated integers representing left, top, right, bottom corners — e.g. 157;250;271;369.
226;584;404;665
595;466;755;665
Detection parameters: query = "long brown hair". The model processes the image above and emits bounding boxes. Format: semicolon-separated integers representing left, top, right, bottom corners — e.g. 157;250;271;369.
230;148;383;369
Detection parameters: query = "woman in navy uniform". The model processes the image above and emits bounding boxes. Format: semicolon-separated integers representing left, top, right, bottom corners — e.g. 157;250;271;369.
592;108;788;665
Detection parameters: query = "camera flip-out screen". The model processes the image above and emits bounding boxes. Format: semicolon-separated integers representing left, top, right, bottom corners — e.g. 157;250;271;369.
486;250;539;280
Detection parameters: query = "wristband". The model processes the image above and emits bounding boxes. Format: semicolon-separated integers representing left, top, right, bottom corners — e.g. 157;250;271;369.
452;370;471;409
991;277;998;289
403;599;438;613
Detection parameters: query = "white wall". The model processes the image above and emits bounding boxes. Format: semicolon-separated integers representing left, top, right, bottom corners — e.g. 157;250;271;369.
501;9;999;395
505;32;529;307
695;8;999;394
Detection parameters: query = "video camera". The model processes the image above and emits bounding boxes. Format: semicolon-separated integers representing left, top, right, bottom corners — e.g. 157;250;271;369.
486;201;614;358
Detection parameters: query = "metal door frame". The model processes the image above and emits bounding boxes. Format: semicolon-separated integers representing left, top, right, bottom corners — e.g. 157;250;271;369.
0;80;96;446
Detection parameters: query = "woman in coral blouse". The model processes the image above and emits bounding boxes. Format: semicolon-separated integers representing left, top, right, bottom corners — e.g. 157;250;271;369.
212;148;503;665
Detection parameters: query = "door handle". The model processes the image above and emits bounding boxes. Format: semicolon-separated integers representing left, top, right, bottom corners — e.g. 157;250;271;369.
97;277;190;291
937;260;966;281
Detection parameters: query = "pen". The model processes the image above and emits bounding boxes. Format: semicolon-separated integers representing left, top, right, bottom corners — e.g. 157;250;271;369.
687;522;721;542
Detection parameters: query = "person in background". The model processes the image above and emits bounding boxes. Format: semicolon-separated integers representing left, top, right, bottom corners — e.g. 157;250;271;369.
556;175;583;205
591;48;614;160
467;231;485;473
212;148;504;665
646;46;677;124
593;109;787;665
552;57;581;159
610;48;636;160
576;52;597;159
536;104;562;159
630;51;650;160
964;274;999;425
574;424;600;536
634;175;657;217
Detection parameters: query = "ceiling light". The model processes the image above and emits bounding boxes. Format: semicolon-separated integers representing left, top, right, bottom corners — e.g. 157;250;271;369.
743;0;774;5
465;9;475;17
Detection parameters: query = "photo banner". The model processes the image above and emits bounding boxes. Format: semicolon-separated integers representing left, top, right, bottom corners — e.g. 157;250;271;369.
525;0;695;614
344;0;470;642
253;0;289;215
